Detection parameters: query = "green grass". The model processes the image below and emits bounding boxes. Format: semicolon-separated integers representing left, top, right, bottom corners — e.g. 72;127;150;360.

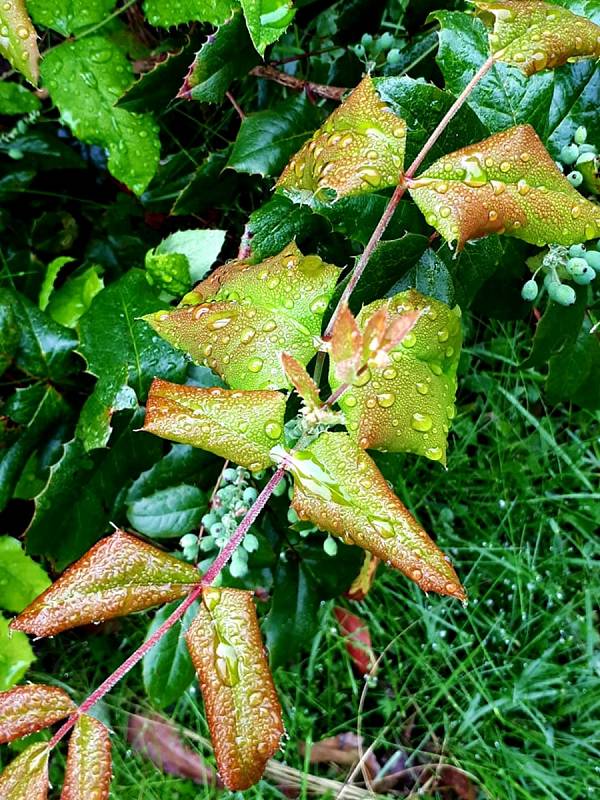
29;317;600;800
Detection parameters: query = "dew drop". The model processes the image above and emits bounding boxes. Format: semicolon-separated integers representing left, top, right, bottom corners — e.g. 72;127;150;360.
265;422;282;440
412;568;423;581
425;446;444;461
382;367;397;380
437;329;449;343
411;413;433;432
376;392;395;408
248;358;263;373
416;382;429;395
402;332;416;348
240;327;256;344
344;394;357;408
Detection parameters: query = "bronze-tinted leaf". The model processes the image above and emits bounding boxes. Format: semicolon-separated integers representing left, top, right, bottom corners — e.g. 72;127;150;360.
0;0;39;85
61;714;112;800
0;684;76;744
280;353;321;411
409;124;600;249
0;742;49;800
145;243;339;391
144;379;285;471
185;587;284;790
287;432;465;599
329;291;461;463
346;552;379;601
475;0;600;75
11;530;201;637
276;76;406;204
329;304;363;385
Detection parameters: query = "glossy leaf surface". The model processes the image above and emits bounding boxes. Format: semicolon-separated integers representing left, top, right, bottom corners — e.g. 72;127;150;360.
287;432;465;599
277;77;406;205
329;291;461;463
0;684;75;744
127;485;206;539
240;0;295;55
61;714;112;800
185;587;284;790
144;378;285;470
280;353;321;411
0;616;34;691
0;0;39;84
410;124;600;248
28;0;115;36
145;243;339;390
143;0;235;27
11;530;201;637
0;742;49;799
0;536;50;613
475;0;600;76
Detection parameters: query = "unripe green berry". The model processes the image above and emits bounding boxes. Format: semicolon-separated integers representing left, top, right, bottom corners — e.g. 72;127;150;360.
584;250;600;272
211;522;225;537
180;533;198;548
569;244;586;258
199;536;215;552
353;43;366;57
222;468;238;482
242;532;259;553
229;552;248;579
521;279;539;301
272;478;287;496
574;126;587;145
387;48;402;65
572;265;595;285
543;272;557;289
576;151;595;166
380;32;394;48
551;283;576;305
567;170;583;187
287;507;299;524
201;512;218;528
578;144;596;154
566;256;589;276
360;33;373;47
560;143;579;165
242;487;257;504
323;536;338;556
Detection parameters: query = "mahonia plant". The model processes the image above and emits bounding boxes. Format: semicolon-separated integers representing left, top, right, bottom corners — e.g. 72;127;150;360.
2;0;600;795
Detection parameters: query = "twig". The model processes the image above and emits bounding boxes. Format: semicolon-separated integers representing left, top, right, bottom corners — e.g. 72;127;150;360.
226;91;246;120
249;65;347;101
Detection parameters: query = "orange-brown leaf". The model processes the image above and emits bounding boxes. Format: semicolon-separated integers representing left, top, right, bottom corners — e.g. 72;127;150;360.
280;353;321;411
185;587;284;790
333;607;376;676
346;552;379;601
61;715;112;800
0;742;49;800
0;684;76;744
330;304;363;384
11;530;201;638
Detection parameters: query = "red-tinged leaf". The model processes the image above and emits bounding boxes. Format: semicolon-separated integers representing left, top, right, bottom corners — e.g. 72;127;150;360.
330;304;363;385
333;607;376;676
144;378;285;471
11;530;201;637
287;432;465;600
277;76;406;204
0;742;49;800
346;552;379;601
61;714;111;800
145;243;339;391
475;0;600;75
280;353;321;411
363;307;422;369
301;732;380;778
185;587;284;790
0;684;76;744
0;0;39;85
409;124;600;250
330;291;462;463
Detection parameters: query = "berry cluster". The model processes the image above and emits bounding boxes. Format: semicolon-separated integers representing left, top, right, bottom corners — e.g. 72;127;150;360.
352;31;403;67
557;126;598;190
521;242;600;306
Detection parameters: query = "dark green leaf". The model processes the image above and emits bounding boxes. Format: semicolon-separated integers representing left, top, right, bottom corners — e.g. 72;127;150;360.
0;293;20;377
171;149;240;216
248;193;326;261
546;325;600;407
0;83;41;115
127;484;207;538
390;248;455;306
126;444;215;504
143;0;235;27
524;286;588;368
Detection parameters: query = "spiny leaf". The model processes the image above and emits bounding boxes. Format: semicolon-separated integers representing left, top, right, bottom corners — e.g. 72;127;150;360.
329;291;462;463
143;0;235;27
11;530;201;637
185;587;284;790
276;76;406;205
0;0;39;85
0;742;49;800
145;242;340;390
286;432;465;599
0;684;76;744
145;230;226;296
475;0;600;76
61;714;112;800
144;378;286;471
280;353;321;411
409;124;600;249
240;0;295;56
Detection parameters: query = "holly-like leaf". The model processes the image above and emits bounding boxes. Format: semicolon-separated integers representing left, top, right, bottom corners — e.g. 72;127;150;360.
286;432;465;599
0;536;50;613
27;0;115;36
474;0;600;76
329;292;461;463
145;242;340;390
409;124;600;249
0;742;49;799
127;485;207;538
185;587;284;790
41;37;160;195
61;714;112;800
0;0;39;85
280;353;321;410
144;379;286;471
11;530;201;637
240;0;295;56
143;0;235;27
0;615;34;691
276;76;407;205
145;229;226;295
0;684;76;744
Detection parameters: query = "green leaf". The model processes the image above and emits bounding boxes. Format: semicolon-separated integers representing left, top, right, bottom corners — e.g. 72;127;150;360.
0;684;76;744
126;444;214;504
144;378;286;470
409;124;600;249
127;485;207;538
46;265;104;329
285;432;465;599
145;242;340;390
27;0;116;36
277;76;406;205
240;0;295;55
0;0;39;85
77;270;187;451
12;529;201;637
247;193;325;261
41;36;160;195
0;742;49;799
180;10;260;104
142;600;198;709
0;293;20;377
0;615;34;692
228;93;323;177
524;284;588;368
143;0;236;27
473;0;600;76
391;248;455;306
145;229;226;294
0;83;41;115
38;256;75;311
185;587;284;790
0;537;50;613
61;714;112;800
545;323;600;406
171;149;240;216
